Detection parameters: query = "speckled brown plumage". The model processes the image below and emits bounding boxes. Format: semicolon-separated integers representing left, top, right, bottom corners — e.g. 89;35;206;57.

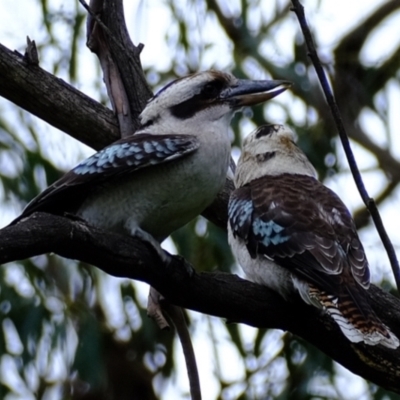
229;124;399;347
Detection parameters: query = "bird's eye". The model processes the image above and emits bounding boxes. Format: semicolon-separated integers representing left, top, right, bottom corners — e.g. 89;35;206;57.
201;81;222;98
255;124;279;139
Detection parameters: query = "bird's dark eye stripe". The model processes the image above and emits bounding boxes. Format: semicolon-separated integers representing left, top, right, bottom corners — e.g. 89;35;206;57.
170;98;210;119
255;124;279;138
170;79;226;120
201;80;224;97
256;151;276;162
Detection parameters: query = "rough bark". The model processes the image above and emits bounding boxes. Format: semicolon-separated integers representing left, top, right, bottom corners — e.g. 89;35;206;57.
0;42;120;150
1;213;400;394
84;0;152;136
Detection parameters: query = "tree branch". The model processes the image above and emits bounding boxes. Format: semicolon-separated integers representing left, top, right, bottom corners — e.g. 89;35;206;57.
353;179;399;230
290;0;400;292
89;0;153;130
1;213;400;393
81;0;136;137
0;42;119;151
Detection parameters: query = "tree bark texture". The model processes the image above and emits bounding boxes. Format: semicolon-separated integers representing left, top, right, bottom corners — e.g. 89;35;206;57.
0;42;120;150
1;213;400;394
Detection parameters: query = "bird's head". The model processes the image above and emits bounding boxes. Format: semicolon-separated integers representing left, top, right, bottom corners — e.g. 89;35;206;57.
140;71;291;133
235;124;317;187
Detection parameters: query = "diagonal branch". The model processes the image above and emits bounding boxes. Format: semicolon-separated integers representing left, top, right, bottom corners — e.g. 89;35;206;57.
0;42;119;150
290;0;400;292
1;213;400;393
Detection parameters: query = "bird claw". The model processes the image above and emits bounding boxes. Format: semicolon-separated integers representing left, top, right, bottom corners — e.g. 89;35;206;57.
131;227;173;264
147;287;170;330
170;254;195;277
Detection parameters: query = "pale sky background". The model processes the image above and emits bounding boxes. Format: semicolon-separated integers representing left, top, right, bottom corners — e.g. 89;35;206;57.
1;1;400;399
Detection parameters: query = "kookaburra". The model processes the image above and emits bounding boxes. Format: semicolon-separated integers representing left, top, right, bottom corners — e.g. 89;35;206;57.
11;71;290;262
228;124;399;348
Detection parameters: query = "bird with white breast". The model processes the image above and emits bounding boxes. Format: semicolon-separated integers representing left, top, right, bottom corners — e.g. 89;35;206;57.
11;71;290;263
228;123;399;348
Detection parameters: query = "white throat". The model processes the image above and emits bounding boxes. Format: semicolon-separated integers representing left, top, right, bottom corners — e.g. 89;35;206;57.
235;125;317;188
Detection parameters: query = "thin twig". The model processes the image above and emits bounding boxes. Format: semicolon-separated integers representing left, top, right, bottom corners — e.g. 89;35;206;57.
164;305;202;400
290;0;400;292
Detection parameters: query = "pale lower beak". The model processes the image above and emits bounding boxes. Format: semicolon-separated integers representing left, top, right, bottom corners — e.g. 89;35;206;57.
221;79;292;107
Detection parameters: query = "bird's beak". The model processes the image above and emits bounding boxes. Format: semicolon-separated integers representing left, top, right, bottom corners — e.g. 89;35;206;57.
221;79;292;107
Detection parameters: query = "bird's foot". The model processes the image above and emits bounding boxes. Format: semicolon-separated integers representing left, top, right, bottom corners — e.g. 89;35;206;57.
147;287;170;330
132;228;172;264
171;254;196;278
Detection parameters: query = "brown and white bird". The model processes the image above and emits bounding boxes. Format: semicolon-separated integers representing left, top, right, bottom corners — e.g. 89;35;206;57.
228;124;399;348
11;71;290;262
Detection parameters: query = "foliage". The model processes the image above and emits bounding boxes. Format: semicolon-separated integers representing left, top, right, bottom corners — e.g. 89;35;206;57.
1;0;400;399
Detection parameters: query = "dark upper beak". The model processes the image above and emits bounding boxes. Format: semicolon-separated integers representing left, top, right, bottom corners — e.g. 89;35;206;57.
220;79;292;107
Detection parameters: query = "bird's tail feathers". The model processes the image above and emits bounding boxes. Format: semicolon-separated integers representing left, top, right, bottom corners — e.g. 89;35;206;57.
308;284;399;349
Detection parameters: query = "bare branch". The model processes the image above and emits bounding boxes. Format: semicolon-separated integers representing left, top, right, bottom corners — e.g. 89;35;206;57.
93;0;153;129
0;42;119;151
290;0;400;292
354;180;399;230
77;5;201;395
80;0;136;137
1;214;400;393
164;304;201;400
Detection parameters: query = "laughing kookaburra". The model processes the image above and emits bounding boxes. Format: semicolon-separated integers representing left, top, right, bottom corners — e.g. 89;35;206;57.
228;124;399;348
11;71;290;262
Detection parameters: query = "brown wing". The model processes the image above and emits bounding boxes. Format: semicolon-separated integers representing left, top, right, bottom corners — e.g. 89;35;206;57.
229;173;370;294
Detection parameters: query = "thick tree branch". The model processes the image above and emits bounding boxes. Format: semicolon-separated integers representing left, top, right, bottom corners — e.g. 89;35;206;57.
83;0;152;132
1;213;400;393
82;0;136;137
0;42;119;150
79;0;153;136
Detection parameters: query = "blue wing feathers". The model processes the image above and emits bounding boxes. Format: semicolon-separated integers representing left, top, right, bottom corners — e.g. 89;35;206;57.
252;218;288;246
74;134;198;176
12;133;199;223
228;189;254;241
